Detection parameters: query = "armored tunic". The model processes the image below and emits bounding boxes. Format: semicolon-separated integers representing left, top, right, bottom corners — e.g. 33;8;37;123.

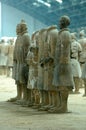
43;26;58;91
53;28;74;89
42;29;49;91
12;34;22;81
18;32;30;84
37;29;47;90
27;46;38;89
79;37;86;63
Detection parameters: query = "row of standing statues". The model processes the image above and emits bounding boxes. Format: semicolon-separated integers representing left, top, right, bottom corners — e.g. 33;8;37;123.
0;39;14;76
7;15;86;113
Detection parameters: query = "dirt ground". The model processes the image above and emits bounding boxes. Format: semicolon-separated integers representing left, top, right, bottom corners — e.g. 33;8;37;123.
0;75;86;130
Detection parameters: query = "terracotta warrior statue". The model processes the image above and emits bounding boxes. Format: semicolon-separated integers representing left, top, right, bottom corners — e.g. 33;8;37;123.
15;20;30;105
26;30;39;107
6;38;15;77
70;33;82;94
39;25;59;111
0;39;8;75
37;28;49;108
49;15;74;113
7;23;23;102
79;30;86;96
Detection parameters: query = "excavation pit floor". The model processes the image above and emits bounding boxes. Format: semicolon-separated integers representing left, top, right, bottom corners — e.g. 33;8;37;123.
0;75;86;130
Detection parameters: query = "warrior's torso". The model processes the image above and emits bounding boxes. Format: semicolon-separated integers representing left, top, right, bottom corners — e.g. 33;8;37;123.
55;28;71;64
71;40;82;60
19;33;30;63
78;37;86;63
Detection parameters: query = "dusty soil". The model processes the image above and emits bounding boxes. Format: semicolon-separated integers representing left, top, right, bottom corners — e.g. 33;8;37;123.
0;75;86;130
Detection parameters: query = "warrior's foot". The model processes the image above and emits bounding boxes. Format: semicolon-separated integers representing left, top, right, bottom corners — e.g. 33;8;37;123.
14;99;27;105
7;97;18;102
83;94;86;97
38;105;54;111
48;107;71;113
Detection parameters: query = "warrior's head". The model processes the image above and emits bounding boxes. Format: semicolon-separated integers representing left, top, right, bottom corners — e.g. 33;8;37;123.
20;19;28;33
59;15;70;29
79;30;85;38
